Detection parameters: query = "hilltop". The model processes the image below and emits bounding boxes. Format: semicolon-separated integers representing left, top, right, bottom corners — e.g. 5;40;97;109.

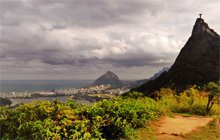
92;71;123;88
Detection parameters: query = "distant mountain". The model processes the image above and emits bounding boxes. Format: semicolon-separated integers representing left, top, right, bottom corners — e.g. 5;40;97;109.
92;71;123;88
126;67;169;88
149;67;170;80
133;17;220;96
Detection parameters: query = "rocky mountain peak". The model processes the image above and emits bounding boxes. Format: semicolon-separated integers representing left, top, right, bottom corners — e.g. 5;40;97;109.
105;71;116;76
92;71;123;88
192;18;219;38
133;18;220;96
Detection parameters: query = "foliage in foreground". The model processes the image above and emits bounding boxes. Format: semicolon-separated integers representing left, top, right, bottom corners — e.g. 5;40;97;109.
155;82;220;116
0;97;161;140
0;82;219;139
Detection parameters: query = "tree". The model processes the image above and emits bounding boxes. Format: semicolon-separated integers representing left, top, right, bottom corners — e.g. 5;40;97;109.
0;97;12;106
204;82;220;114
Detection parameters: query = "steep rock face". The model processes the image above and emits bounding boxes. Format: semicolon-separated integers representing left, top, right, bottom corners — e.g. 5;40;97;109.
92;71;123;88
134;18;220;95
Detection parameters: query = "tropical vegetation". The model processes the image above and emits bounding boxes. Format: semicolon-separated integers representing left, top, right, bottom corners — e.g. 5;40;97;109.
0;82;219;139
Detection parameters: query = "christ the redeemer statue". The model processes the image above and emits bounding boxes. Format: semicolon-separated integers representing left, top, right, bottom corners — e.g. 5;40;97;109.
199;13;202;18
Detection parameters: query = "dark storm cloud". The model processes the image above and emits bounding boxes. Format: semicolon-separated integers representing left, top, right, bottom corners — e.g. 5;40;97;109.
104;57;171;67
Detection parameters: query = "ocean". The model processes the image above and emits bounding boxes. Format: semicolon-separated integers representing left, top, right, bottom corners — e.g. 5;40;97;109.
0;80;93;93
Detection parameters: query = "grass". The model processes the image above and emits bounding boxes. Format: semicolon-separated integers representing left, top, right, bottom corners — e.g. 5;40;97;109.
184;119;220;140
134;122;157;140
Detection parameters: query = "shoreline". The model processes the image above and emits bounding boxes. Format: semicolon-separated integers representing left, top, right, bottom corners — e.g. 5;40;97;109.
1;84;129;98
0;84;130;107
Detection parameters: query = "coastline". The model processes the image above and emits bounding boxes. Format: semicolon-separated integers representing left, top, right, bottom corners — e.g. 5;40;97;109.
0;84;130;106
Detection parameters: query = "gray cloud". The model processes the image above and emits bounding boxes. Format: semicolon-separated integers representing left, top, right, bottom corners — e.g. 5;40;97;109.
0;0;220;80
0;0;161;28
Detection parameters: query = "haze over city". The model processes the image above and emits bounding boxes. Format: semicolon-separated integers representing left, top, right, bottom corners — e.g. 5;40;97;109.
1;0;220;80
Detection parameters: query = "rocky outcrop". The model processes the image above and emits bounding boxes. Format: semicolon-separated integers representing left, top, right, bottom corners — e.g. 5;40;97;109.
133;18;220;96
92;71;123;88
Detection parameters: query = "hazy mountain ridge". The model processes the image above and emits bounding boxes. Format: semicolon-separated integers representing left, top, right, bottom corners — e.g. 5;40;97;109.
149;67;170;80
125;79;149;88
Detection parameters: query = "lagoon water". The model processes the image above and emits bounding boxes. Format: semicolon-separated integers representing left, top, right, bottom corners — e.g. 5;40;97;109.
10;96;92;106
0;80;93;93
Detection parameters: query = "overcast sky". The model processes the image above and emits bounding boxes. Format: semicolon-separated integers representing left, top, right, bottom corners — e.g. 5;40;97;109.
0;0;220;80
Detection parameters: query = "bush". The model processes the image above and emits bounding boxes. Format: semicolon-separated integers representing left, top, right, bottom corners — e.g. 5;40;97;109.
87;97;160;139
0;97;12;106
123;91;144;99
0;100;102;140
0;97;161;140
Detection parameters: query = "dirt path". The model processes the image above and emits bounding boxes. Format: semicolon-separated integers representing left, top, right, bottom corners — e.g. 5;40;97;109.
155;115;213;140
